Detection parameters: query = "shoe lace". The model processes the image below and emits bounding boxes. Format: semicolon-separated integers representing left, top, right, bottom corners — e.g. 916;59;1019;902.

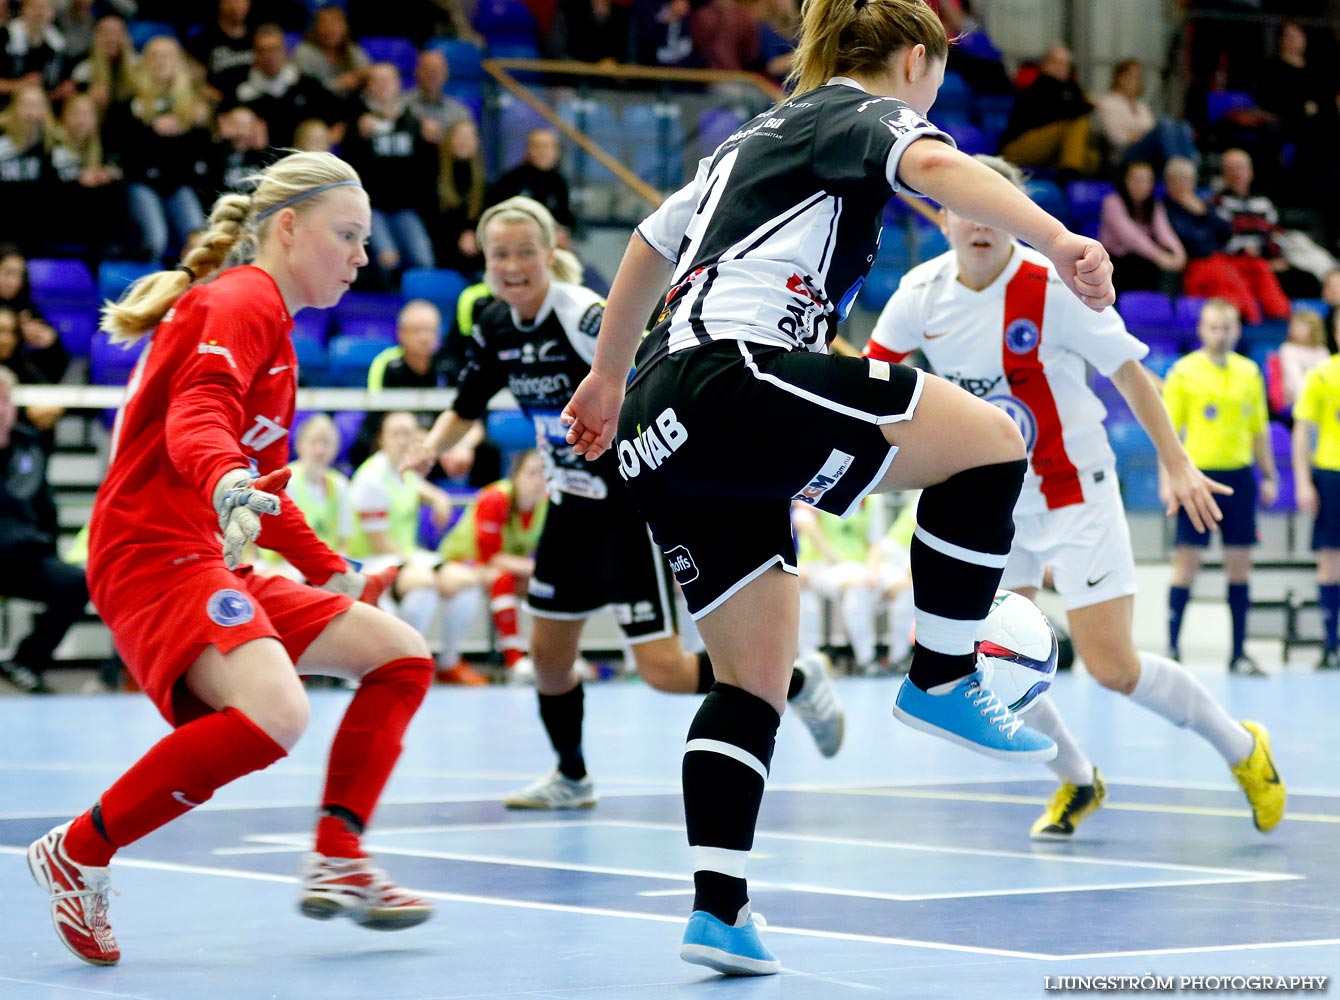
52;870;118;932
965;680;1024;739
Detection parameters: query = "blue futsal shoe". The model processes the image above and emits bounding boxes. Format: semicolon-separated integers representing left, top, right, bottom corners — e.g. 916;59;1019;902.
892;667;1057;762
680;908;780;976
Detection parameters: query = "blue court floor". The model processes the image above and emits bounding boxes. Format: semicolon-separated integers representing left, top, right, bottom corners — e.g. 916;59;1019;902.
1;668;1337;999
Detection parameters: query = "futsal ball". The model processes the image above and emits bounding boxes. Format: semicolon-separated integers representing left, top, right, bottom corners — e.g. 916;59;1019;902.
975;591;1058;714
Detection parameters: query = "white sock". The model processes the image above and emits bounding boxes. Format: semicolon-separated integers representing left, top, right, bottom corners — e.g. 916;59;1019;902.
841;585;878;665
439;587;482;666
1027;694;1095;786
397;585;439;636
797;588;823;657
1130;652;1254;764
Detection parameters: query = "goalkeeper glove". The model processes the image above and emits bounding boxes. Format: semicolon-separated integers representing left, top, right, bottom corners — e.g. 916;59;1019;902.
213;467;291;570
320;564;400;605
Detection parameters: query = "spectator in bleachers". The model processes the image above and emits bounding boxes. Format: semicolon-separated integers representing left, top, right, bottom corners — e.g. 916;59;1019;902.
1094;59;1198;171
757;0;798;83
258;413;354;578
69;15;137;110
633;0;699;72
220;22;345;148
292;4;370;101
551;0;632;65
106;34;210;262
346;0;484;47
0;300;62;447
1000;44;1100;177
435;117;485;273
55;0;93;64
348;410;487;684
487;128;575;241
404;47;471;145
0;0;75;104
0;246;66;385
1213;147;1337;299
207;104;275;195
690;0;761;73
1272;308;1329;422
0;366;88;693
1163;298;1277;675
292;115;333;152
1099;160;1186;295
928;0;1011;95
341;61;440;277
1291;346;1340;670
48;91;128;260
186;0;255;97
1322;268;1340;349
436;448;549;675
1163;155;1289;326
0;82;57;255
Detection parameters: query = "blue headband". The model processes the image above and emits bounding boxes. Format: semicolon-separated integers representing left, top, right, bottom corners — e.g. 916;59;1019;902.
255;180;362;222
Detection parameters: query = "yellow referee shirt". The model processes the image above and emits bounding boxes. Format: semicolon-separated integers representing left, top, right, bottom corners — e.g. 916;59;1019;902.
1294;354;1340;472
1163;350;1267;470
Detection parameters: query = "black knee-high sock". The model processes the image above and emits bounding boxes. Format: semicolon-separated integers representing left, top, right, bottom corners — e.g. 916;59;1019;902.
683;682;780;925
538;685;585;780
908;459;1026;692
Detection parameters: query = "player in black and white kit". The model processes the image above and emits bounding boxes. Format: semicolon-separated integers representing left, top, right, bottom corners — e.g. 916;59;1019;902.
408;197;844;811
562;0;1115;976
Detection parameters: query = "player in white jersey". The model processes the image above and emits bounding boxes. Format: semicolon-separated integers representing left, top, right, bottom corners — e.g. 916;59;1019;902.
867;154;1285;840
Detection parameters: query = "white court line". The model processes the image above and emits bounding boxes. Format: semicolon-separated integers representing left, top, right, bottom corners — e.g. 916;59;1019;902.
0;977;153;1000
0;846;1330;962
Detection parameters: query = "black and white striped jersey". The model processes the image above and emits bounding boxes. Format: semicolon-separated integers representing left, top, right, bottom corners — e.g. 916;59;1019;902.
635;78;952;360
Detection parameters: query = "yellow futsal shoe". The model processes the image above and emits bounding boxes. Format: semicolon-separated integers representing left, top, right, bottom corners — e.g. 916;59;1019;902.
1031;767;1107;840
1230;721;1286;832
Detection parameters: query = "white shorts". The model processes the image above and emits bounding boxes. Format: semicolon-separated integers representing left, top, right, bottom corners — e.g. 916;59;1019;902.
804;560;907;598
1000;470;1137;611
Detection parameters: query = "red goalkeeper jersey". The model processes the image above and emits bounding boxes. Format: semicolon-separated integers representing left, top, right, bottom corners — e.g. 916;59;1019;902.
88;266;346;593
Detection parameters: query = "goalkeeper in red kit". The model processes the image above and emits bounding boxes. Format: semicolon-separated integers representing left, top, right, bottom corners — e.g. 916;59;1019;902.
25;152;437;967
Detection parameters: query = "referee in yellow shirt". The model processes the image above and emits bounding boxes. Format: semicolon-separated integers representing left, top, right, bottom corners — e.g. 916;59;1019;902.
1163;299;1278;674
1291;352;1340;669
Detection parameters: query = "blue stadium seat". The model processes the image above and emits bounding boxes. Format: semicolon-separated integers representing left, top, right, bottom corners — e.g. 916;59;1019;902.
27;258;95;300
974;93;1014;140
698;108;747;159
1119;460;1163;511
912;220;949;262
97;259;158;303
1292;298;1327;316
328;336;388;387
1107;417;1156;460
486;408;536;452
429;39;485;82
333;292;400;339
401;268;469;319
476;0;537;35
335;316;397;344
291;333;328;385
361;37;419;82
858;267;901;311
332;408;364;464
90;332;148;386
128;20;176;48
292;308;332;345
942;122;993;156
1066;179;1114;229
486;38;541;61
498;96;553;167
1118;291;1175;330
42;302;97;358
1024;179;1068;225
935;72;972;120
1206;90;1256;123
1175;295;1207;329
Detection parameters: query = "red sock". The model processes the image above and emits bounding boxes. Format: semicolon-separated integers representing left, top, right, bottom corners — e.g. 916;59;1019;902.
490;575;525;667
317;656;432;856
63;708;286;867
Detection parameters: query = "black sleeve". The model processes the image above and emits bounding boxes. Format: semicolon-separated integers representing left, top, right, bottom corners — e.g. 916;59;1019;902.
812;97;951;196
451;315;510;421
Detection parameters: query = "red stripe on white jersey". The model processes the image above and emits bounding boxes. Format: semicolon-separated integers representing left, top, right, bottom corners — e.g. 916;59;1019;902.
1001;261;1083;510
864;339;909;364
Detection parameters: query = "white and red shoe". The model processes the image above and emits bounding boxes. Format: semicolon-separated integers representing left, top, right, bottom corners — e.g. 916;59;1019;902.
27;821;120;966
298;853;433;930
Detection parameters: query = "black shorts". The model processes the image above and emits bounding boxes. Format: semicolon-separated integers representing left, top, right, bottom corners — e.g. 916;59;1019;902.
1175;466;1257;548
525;486;677;644
618;339;922;619
1312;469;1340;550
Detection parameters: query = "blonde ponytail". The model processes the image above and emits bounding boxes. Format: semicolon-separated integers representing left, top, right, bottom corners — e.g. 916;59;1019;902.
100;150;362;343
788;0;947;96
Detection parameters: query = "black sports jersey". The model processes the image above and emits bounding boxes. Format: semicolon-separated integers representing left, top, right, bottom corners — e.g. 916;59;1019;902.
636;78;952;361
453;281;613;500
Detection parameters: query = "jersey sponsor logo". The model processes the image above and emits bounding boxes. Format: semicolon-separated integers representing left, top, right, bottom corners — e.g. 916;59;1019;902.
198;340;237;368
207;588;255;627
794;449;855;506
613;600;659;625
172;790;203;808
924;330;951;340
528;578;556;599
665;545;700;584
1086;570;1113;588
240;414;289;451
726;116;785;144
508;371;572;399
868;358;890;381
1004;318;1040;355
617;407;690;480
986;394;1038;452
944;372;1004;397
577;303;604;338
1203;403;1218;420
267;365;290;375
879;105;930;138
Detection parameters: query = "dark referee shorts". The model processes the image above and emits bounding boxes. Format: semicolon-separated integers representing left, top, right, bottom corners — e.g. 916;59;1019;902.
1175;466;1258;547
617;339;922;619
525;486;678;645
1311;468;1340;550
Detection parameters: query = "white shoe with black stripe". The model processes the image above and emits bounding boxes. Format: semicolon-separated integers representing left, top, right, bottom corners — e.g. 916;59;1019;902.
789;652;844;757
